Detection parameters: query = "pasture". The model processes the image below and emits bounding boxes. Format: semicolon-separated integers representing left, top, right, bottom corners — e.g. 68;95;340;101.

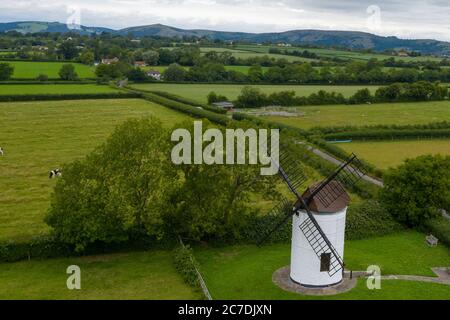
129;83;380;103
260;101;450;129
195;231;450;299
0;84;119;95
234;44;444;62
0;251;200;299
339;139;450;169
0;99;191;242
3;61;95;79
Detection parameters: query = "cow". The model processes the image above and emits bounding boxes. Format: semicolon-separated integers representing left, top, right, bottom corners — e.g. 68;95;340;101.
49;169;62;179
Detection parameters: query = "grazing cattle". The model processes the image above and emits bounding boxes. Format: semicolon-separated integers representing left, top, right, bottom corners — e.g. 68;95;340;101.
49;169;62;179
0;147;3;156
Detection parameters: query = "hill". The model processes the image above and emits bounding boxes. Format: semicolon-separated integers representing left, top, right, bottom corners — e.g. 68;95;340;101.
1;21;449;56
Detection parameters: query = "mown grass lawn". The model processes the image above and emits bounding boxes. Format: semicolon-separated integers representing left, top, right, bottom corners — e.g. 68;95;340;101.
130;83;380;103
262;101;450;129
4;61;95;79
0;84;119;95
0;99;192;242
194;231;450;299
339;139;450;169
0;250;201;300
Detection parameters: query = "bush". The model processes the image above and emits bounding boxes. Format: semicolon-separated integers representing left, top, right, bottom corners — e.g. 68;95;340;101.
59;64;78;81
207;91;229;105
36;74;49;82
345;200;404;240
173;244;201;289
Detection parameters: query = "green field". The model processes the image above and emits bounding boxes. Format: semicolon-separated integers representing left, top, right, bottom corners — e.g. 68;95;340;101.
195;231;450;299
4;61;95;79
261;101;450;129
0;99;191;241
339;139;450;169
0;250;200;299
130;83;380;103
0;84;119;95
235;44;445;62
199;46;317;62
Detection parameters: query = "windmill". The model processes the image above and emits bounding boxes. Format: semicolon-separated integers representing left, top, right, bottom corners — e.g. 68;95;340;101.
257;145;366;287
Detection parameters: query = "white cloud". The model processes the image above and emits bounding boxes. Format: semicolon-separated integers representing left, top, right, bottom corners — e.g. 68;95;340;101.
0;0;449;41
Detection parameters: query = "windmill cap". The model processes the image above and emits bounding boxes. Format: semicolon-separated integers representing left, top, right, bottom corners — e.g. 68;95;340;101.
299;180;350;214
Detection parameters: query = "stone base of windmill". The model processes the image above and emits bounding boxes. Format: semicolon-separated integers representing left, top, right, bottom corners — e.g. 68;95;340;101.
273;266;357;296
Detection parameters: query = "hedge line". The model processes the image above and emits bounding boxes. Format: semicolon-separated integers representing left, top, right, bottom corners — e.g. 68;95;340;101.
146;90;227;115
232;112;309;136
0;92;142;102
324;128;450;141
0;80;96;85
142;92;231;125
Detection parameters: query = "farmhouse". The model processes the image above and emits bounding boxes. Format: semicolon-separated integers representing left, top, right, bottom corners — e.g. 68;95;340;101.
134;61;147;67
101;57;119;65
212;101;234;112
147;70;162;81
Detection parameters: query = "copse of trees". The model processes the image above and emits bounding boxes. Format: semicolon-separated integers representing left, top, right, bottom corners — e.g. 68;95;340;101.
58;64;78;80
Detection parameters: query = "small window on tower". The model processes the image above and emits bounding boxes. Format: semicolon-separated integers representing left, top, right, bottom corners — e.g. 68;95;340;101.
320;253;331;272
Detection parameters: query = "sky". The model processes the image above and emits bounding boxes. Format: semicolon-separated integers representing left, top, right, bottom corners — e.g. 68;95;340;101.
0;0;449;42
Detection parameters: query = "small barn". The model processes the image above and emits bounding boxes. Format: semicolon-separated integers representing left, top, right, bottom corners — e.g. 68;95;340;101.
147;70;162;81
212;101;234;112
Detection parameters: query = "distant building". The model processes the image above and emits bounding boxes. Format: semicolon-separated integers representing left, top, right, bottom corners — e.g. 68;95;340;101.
212;101;234;112
397;51;409;57
101;57;119;65
147;70;162;81
134;61;147;67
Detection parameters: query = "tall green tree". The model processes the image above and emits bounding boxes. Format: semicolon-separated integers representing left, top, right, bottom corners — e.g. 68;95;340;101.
381;155;450;226
0;63;14;80
59;64;78;80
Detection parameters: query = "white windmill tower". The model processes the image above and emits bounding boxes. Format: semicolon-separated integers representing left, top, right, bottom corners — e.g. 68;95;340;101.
257;150;364;288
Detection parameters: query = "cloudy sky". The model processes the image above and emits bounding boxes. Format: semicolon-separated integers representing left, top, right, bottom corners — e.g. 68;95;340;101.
1;0;449;41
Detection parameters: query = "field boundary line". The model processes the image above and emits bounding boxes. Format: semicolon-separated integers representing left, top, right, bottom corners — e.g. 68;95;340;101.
178;237;213;300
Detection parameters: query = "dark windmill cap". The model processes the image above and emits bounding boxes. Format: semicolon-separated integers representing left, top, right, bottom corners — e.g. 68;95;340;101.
300;181;350;214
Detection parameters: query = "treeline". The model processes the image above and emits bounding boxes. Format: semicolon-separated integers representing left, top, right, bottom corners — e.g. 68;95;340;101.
160;59;450;84
231;81;448;108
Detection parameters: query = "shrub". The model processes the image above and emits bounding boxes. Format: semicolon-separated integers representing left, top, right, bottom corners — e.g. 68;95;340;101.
36;74;49;82
59;64;78;81
423;217;450;247
345;200;404;240
173;244;201;289
207;91;229;105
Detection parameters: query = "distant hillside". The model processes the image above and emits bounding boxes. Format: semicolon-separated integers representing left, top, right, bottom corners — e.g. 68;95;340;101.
1;21;450;56
0;21;113;35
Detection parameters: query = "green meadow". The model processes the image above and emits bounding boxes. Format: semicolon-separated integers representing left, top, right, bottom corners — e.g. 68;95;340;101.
0;99;191;241
260;101;450;129
4;61;95;79
130;83;380;103
339;139;450;170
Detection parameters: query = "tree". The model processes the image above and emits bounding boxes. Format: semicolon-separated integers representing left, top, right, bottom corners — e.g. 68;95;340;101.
163;63;186;81
380;155;450;226
58;40;79;60
247;64;263;82
235;86;268;108
59;64;78;81
349;88;373;104
126;68;148;82
0;63;14;80
79;50;95;65
207;91;228;104
46;118;174;251
142;50;159;66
